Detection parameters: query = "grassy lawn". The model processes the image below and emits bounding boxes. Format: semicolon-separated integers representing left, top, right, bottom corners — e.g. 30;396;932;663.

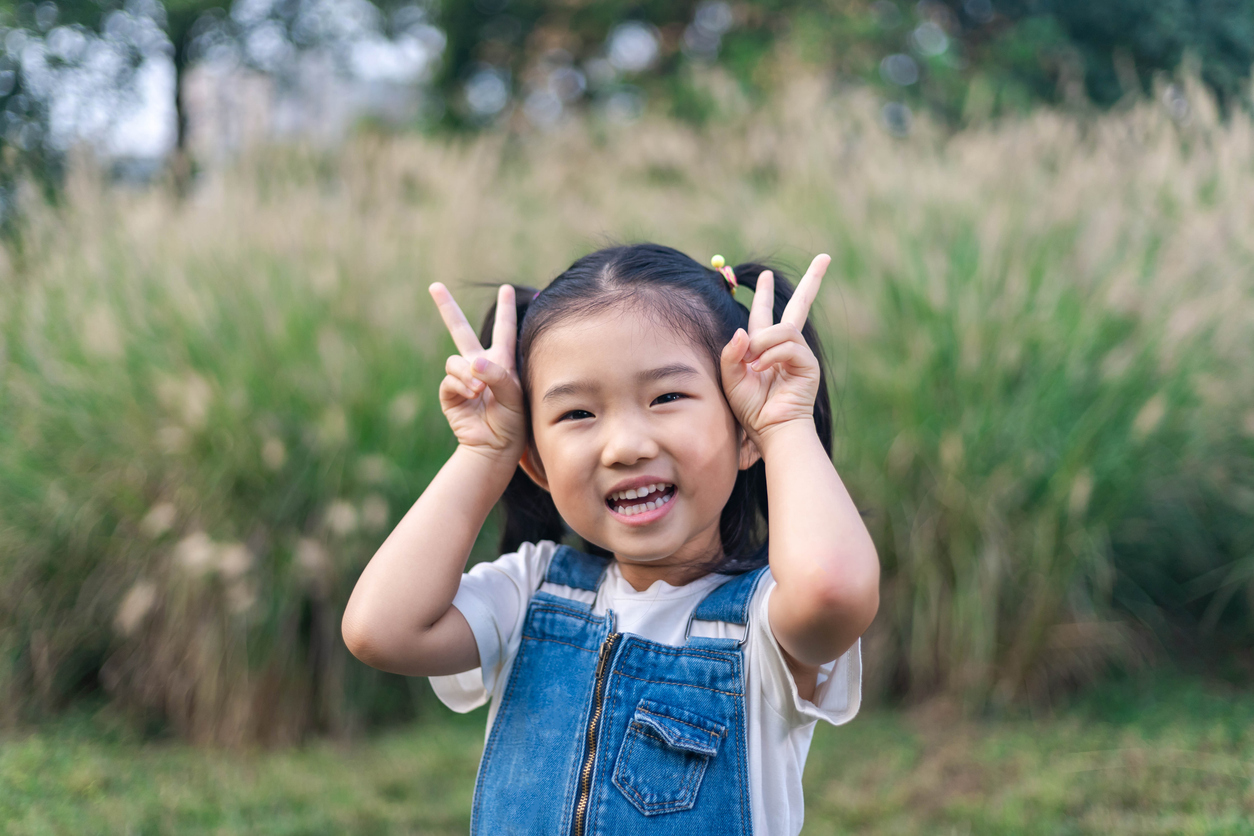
4;671;1253;835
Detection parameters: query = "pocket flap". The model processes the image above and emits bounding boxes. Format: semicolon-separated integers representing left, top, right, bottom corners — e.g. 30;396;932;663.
630;700;725;757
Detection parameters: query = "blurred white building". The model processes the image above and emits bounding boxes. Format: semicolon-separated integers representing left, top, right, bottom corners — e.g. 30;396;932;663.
182;54;430;165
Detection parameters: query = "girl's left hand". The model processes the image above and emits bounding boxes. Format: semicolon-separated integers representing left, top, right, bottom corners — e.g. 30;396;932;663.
719;253;830;448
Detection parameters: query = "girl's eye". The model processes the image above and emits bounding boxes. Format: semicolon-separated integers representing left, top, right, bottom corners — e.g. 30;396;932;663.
559;409;593;422
651;392;686;406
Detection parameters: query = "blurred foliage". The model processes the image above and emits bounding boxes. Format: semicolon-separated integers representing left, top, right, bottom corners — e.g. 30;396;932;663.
430;0;1254;128
1;76;1252;741
0;0;430;217
1;0;1251;201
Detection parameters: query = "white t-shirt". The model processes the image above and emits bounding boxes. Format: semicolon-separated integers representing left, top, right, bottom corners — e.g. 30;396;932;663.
430;540;862;836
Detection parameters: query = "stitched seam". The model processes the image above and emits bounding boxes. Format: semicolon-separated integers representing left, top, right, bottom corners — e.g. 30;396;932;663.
615;671;742;696
735;657;751;836
521;635;598;653
527;603;597;623
636;707;724;740
622;641;737;664
635;723;717;756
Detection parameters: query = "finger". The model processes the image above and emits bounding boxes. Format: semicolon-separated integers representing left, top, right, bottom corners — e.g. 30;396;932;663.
781;254;830;330
439;374;478;404
719;328;751;388
490;284;517;363
720;328;750;367
446;354;485;394
429;282;484;356
744;322;806;364
748;270;774;334
470;356;524;413
747;341;818;375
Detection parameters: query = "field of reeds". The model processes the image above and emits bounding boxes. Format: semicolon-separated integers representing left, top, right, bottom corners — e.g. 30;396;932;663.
2;72;1253;743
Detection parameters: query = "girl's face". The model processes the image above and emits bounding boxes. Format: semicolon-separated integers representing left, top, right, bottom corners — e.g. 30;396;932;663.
522;306;754;571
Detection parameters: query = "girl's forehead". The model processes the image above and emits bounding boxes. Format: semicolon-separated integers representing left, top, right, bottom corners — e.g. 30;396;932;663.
527;308;715;382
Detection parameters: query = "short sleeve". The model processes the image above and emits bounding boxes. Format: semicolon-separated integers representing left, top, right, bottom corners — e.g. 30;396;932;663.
428;541;558;713
750;574;862;726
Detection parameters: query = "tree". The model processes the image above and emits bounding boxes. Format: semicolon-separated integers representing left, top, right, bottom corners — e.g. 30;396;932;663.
0;0;441;205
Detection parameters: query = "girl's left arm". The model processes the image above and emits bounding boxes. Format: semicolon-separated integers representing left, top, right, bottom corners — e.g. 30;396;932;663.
756;419;879;667
720;254;880;672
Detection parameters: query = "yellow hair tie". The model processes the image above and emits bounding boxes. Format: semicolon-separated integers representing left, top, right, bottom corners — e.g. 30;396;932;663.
711;254;738;294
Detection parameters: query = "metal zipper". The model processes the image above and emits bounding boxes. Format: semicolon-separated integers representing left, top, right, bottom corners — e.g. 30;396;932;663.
571;621;621;836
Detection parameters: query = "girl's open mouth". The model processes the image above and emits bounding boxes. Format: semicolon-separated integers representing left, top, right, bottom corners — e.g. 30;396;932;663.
605;482;676;523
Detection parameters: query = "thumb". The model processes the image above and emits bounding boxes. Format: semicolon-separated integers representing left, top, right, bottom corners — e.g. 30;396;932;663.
471;357;524;412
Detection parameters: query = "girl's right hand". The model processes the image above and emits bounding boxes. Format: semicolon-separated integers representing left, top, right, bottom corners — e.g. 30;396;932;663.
429;283;527;462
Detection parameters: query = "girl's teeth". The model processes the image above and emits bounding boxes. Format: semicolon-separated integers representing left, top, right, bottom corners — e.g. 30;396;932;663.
610;483;673;502
613;492;672;516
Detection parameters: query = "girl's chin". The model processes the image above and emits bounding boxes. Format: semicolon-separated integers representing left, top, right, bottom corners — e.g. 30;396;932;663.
611;551;677;565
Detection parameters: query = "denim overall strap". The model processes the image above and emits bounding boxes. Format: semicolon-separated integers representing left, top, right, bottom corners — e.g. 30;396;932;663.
691;566;769;625
545;544;610;591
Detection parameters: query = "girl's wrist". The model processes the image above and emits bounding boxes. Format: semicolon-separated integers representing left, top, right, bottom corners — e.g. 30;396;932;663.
453;442;524;484
749;417;819;460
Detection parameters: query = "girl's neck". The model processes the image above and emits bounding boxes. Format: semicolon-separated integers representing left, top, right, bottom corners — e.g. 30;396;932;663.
614;555;713;592
609;526;725;591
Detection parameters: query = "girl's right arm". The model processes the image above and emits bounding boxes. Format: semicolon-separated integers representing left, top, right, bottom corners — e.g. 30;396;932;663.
341;284;525;677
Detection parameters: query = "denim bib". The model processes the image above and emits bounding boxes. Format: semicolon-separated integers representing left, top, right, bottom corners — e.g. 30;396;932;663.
471;545;766;836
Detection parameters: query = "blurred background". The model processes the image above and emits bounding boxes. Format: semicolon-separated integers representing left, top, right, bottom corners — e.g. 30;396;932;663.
2;0;1254;832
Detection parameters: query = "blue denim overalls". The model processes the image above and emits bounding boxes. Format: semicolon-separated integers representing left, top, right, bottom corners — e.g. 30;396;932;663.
471;545;768;836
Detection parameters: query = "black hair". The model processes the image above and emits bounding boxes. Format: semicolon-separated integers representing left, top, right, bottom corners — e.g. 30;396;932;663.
478;243;834;575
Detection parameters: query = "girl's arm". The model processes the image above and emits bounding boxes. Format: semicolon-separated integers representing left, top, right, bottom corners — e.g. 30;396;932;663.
756;420;879;667
341;446;517;676
342;284;526;677
720;256;880;674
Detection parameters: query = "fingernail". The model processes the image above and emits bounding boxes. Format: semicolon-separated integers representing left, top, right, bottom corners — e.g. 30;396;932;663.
473;357;488;372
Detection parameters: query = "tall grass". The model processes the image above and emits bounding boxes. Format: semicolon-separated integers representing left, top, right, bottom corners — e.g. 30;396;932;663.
2;74;1251;740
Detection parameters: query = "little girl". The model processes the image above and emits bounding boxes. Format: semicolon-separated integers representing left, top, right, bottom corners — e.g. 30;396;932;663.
343;243;879;835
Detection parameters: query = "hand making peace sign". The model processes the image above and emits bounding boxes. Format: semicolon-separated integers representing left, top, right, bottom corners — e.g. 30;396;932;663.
429;283;527;460
719;253;830;447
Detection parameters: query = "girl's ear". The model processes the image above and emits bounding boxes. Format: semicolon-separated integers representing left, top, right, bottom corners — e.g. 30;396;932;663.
519;444;551;492
738;429;762;470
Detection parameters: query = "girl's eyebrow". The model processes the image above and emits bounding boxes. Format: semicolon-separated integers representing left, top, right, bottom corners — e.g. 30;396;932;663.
541;363;701;403
639;363;701;384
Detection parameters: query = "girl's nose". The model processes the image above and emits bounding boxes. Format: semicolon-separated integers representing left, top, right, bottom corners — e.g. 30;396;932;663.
599;416;660;467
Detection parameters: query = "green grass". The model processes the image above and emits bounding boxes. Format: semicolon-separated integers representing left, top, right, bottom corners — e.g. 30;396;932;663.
5;672;1254;835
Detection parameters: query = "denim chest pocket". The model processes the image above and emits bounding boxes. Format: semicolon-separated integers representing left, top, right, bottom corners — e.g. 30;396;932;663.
611;699;727;816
